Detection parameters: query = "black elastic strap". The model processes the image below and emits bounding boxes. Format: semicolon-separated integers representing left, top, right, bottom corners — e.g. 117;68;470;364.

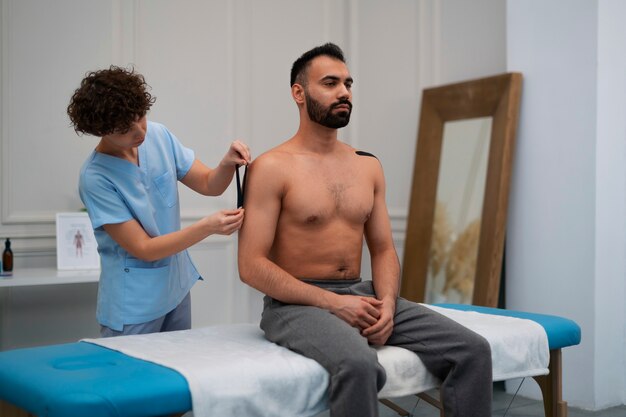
236;165;247;208
355;150;378;159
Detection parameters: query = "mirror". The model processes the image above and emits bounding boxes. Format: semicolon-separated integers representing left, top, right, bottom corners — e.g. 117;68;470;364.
401;73;522;307
426;117;492;304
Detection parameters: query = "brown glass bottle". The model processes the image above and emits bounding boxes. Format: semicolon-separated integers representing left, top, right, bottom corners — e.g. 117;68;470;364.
3;238;13;272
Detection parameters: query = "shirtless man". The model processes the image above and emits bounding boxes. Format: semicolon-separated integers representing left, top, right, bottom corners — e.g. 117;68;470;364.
238;43;492;417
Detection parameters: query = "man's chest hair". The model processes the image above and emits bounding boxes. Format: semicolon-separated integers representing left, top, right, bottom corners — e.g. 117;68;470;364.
283;174;374;225
277;149;377;222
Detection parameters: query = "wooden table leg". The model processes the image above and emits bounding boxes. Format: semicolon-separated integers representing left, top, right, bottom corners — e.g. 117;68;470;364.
533;349;568;417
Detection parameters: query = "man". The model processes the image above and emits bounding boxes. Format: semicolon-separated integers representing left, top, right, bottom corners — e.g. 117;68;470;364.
238;43;492;417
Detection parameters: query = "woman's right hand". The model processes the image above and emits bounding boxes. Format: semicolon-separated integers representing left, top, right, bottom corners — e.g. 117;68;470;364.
205;209;245;235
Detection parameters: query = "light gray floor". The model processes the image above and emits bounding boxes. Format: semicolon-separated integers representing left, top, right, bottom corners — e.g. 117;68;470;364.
313;385;626;417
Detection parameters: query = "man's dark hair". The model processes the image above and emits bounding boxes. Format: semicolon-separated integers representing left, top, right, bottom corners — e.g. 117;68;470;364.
290;43;345;87
67;66;156;136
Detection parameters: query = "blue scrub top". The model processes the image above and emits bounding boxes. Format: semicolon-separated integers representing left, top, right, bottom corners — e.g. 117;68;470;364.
79;121;201;331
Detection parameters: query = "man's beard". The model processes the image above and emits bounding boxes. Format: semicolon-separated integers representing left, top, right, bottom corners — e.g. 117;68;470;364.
305;93;352;129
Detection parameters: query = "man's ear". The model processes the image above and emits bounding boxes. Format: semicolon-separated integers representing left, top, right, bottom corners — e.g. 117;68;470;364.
292;84;305;105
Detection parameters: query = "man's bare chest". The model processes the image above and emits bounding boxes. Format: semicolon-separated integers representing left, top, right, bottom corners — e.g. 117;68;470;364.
282;169;374;226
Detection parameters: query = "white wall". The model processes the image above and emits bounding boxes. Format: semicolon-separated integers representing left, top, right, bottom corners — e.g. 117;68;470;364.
507;0;626;410
0;0;442;349
596;0;626;408
438;0;506;84
13;1;617;411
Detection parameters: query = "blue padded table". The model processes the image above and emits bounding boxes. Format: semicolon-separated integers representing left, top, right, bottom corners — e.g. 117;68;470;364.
0;341;190;417
436;304;581;350
0;305;581;417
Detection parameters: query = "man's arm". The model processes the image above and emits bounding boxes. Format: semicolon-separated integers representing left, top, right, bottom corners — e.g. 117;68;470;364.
237;153;382;330
361;162;401;345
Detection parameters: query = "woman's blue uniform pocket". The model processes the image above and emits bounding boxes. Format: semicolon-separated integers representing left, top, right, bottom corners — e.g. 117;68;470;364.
123;265;172;318
154;170;177;208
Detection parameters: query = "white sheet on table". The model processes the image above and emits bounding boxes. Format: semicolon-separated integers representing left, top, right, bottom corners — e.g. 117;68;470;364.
376;304;550;398
86;324;328;417
84;305;549;416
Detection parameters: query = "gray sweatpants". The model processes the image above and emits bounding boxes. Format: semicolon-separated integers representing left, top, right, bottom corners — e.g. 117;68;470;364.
260;279;492;417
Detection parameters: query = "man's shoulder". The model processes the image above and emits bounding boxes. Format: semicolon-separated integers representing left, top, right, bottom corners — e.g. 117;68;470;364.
338;141;379;163
250;145;294;172
244;147;293;197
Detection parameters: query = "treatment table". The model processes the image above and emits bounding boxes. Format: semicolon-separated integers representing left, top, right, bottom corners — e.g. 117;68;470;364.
0;304;580;417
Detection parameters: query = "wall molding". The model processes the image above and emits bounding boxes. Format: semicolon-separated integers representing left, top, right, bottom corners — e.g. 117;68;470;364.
0;207;408;249
232;0;251;149
3;226;231;255
111;0;136;66
344;0;359;149
1;0;12;226
417;0;441;89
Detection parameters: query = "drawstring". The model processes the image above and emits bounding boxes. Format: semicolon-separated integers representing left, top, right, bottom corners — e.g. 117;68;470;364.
236;165;247;208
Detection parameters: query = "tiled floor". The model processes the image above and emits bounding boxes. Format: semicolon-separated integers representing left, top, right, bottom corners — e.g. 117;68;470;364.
313;385;626;417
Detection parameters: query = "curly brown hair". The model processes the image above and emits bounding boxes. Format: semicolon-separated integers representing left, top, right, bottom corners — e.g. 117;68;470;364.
67;66;156;136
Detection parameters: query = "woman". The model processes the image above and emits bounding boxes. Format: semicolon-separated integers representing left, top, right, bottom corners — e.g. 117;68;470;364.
67;66;251;337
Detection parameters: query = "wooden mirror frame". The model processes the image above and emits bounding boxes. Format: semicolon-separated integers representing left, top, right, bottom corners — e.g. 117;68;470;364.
400;73;522;307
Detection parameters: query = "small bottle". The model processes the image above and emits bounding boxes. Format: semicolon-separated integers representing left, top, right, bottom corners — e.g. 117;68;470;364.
3;238;13;274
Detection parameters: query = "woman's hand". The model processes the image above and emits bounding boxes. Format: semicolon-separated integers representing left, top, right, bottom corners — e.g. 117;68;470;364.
221;140;252;167
204;209;245;235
